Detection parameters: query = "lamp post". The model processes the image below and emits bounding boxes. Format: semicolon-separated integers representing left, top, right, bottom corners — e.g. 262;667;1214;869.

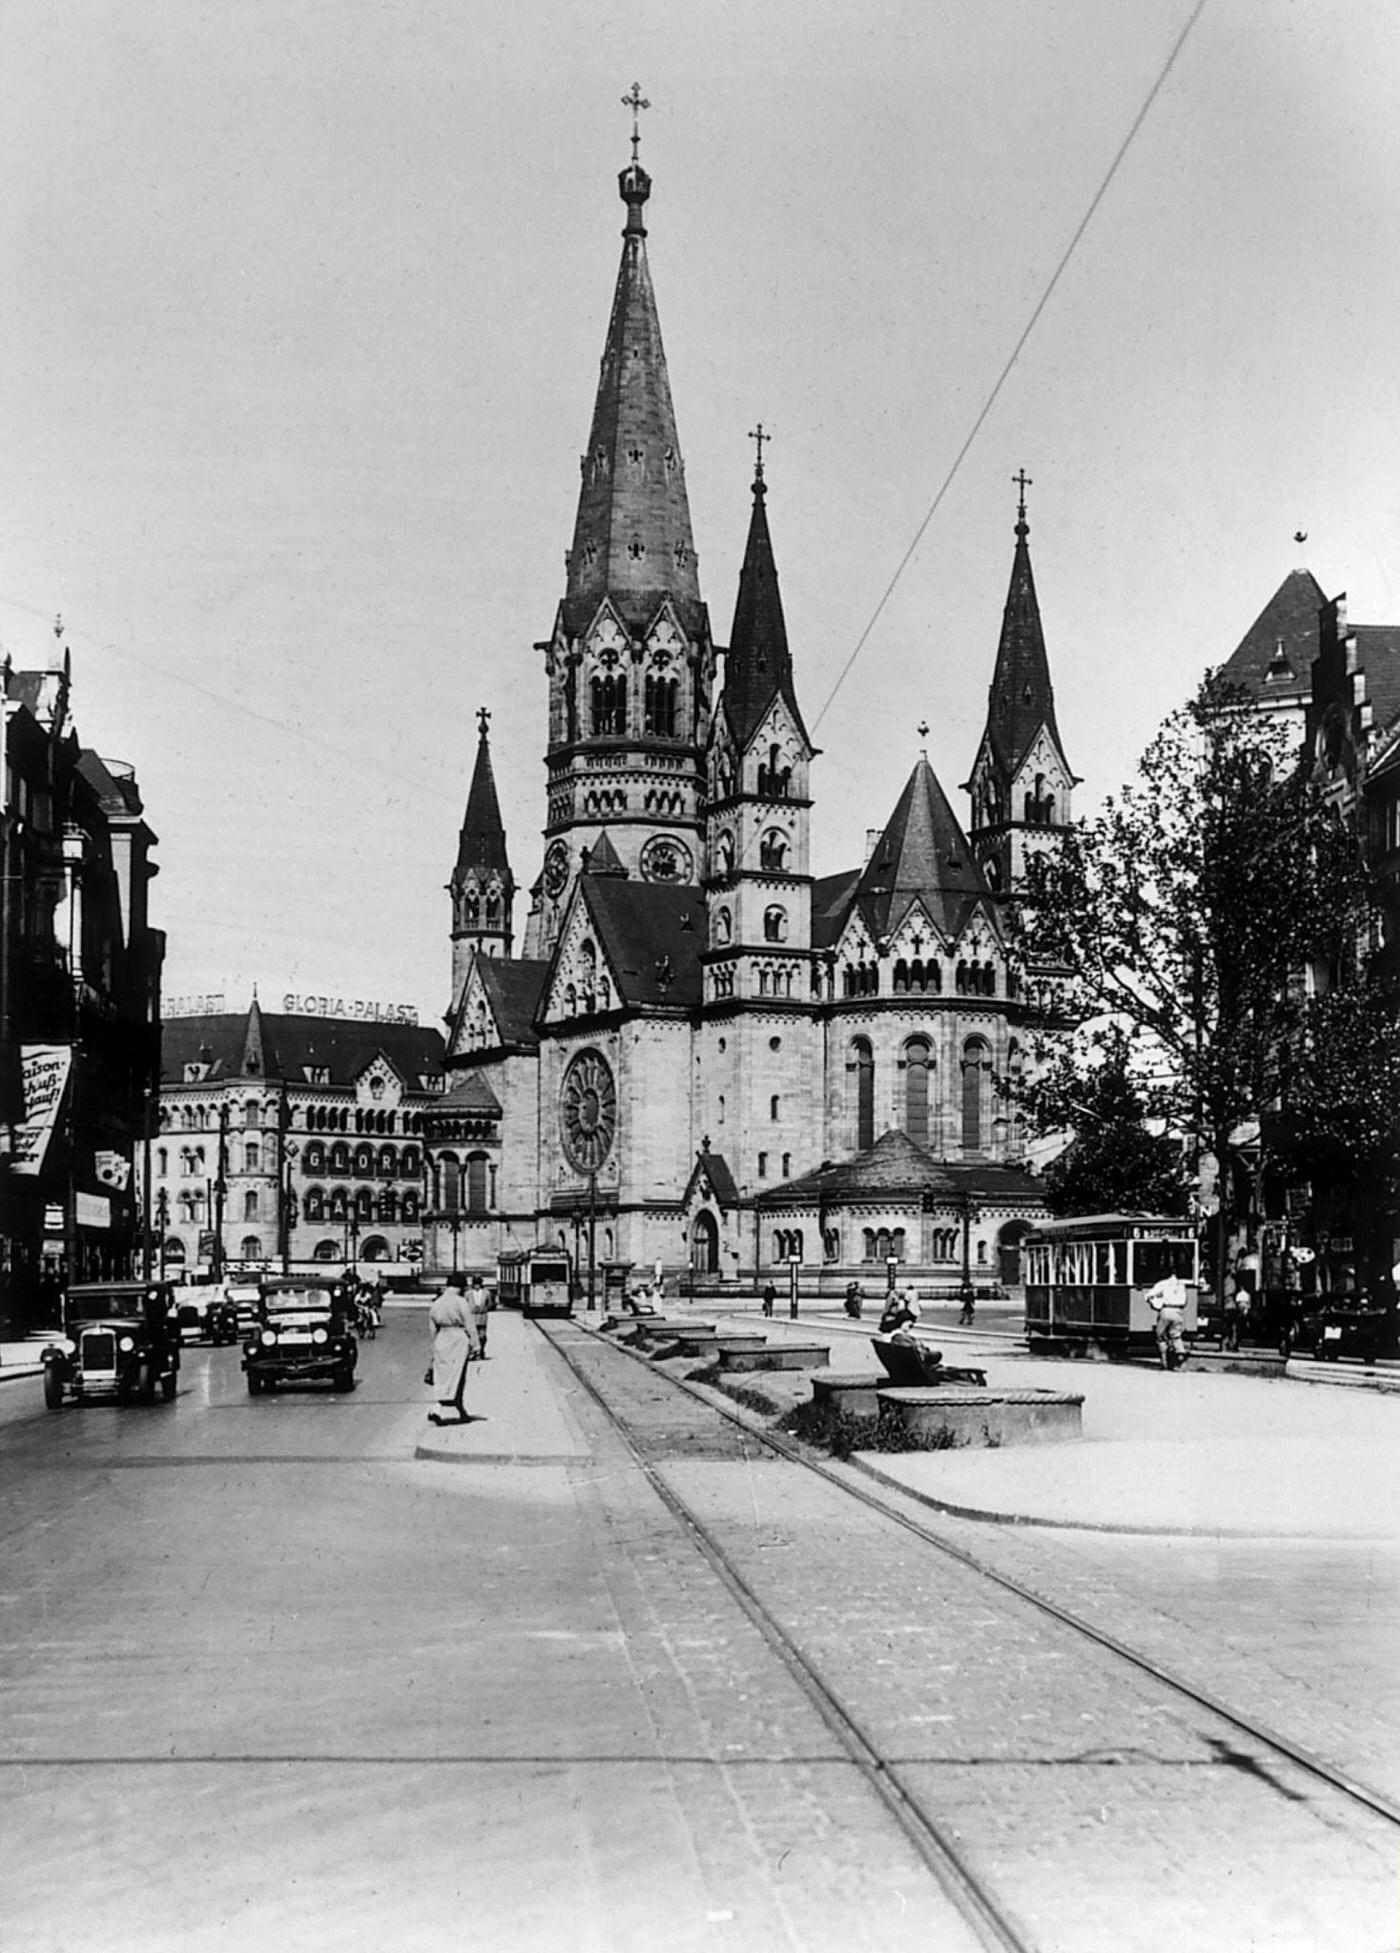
154;1187;169;1281
586;1170;597;1312
958;1192;981;1326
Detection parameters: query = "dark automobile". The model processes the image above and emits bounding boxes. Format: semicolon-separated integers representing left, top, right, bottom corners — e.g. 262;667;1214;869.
170;1288;239;1347
1312;1294;1391;1364
43;1282;180;1409
243;1277;358;1394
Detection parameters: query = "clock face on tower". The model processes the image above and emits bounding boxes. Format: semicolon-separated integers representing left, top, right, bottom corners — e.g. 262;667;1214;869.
543;842;569;898
560;1049;617;1173
640;835;692;883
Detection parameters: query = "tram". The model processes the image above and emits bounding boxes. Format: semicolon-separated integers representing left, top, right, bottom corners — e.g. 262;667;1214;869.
496;1246;574;1319
1023;1213;1200;1355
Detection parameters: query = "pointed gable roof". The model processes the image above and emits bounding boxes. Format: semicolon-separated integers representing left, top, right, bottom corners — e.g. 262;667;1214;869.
561;159;704;643
854;756;993;944
574;879;705;1010
983;497;1065;777
722;465;811;750
1220;567;1327;704
453;711;511;885
582;830;628;878
475;957;550;1049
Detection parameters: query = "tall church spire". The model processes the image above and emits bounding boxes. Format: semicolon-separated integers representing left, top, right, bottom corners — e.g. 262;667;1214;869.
450;707;514;992
561;123;703;642
965;476;1077;898
722;433;811;749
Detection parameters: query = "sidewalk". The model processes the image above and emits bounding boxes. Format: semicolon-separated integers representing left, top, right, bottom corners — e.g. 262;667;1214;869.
657;1304;1400;1543
414;1306;591;1463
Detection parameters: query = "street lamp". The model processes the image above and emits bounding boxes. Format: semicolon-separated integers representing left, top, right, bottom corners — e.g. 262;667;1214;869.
958;1192;981;1326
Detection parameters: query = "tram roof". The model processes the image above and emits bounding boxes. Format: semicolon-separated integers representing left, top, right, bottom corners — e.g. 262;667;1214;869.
1025;1212;1195;1239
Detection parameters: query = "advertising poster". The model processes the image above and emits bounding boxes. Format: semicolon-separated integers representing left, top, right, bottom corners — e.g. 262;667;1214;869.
12;1046;72;1177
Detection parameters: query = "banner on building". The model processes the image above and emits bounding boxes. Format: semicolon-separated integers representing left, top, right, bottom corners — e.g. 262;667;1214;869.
94;1149;132;1191
76;1191;111;1230
11;1046;73;1177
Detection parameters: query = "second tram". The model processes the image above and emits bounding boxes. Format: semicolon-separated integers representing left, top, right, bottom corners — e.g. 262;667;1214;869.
1024;1214;1200;1355
496;1246;574;1319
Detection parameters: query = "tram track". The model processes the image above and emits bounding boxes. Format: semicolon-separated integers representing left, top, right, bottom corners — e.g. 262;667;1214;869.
543;1316;1399;1952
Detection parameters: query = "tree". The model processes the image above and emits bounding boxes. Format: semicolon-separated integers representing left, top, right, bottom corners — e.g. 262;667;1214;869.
1013;672;1371;1287
1019;1025;1186;1218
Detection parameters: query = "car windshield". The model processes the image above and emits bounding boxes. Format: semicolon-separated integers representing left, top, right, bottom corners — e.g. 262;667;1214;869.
66;1289;153;1324
261;1286;338;1316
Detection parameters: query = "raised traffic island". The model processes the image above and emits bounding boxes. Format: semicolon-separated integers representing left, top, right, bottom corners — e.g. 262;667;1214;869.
876;1384;1084;1448
719;1340;832;1374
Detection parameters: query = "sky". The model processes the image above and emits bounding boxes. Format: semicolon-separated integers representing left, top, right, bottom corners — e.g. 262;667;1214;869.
2;1;1399;1028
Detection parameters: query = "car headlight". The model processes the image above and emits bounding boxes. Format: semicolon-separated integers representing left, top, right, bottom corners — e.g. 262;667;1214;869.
118;1335;135;1353
260;1329;276;1347
312;1327;328;1345
60;1337;76;1356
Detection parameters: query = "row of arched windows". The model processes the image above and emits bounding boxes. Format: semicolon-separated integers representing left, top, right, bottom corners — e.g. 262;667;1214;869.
862;1227;907;1263
772;1228;804;1261
847;1035;1008;1152
427;1152;492;1215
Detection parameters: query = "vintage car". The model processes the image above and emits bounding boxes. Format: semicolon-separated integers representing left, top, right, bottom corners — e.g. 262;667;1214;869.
43;1281;180;1409
170;1287;239;1346
224;1283;263;1335
1312;1294;1391;1364
243;1277;358;1394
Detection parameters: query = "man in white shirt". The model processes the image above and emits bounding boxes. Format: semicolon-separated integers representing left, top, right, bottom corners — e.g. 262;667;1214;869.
1147;1274;1190;1370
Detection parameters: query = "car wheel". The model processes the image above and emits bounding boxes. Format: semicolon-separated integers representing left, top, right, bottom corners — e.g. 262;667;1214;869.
246;1372;262;1395
43;1367;63;1410
333;1366;355;1392
161;1370;177;1402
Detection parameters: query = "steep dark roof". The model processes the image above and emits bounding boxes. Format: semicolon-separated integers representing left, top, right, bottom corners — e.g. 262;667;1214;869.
161;1009;446;1087
811;868;862;952
1219;568;1327;703
982;506;1065;775
561;160;704;642
582;831;628;878
435;1071;503;1117
757;1128;1042;1207
577;879;705;1010
683;1146;739;1209
477;959;551;1048
722;469;811;750
1352;624;1400;739
852;756;994;944
453;720;511;884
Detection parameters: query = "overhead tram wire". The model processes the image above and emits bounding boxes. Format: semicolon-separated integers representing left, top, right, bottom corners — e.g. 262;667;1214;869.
811;0;1209;736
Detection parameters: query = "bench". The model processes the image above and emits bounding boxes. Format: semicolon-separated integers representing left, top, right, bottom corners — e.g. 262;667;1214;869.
871;1335;986;1388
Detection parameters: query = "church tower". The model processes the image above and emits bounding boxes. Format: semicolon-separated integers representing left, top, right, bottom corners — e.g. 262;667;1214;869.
524;101;715;959
449;707;514;999
965;475;1078;898
703;439;817;1010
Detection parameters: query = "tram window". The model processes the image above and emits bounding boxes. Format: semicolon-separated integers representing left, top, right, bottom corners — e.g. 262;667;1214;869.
1133;1240;1195;1285
1094;1243;1112;1284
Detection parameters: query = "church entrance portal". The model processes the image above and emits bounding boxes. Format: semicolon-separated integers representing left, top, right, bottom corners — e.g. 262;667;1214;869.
690;1211;719;1275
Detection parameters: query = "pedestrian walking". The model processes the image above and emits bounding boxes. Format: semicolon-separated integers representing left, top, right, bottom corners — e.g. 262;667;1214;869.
761;1282;776;1318
427;1285;482;1425
1147;1272;1190;1370
469;1273;492;1358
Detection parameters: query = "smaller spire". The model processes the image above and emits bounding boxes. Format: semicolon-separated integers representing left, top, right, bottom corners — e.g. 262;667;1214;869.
619;82;652;234
621;82;650;164
749;421;770;487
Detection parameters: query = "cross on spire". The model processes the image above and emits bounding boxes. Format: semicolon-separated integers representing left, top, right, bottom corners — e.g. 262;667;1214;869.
621;82;650;163
476;705;491;741
1013;468;1033;524
749;421;770;481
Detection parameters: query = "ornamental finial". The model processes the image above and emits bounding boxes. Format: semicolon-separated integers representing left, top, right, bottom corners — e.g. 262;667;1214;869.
749;421;770;483
1013;468;1033;534
621;82;650;164
476;705;491;741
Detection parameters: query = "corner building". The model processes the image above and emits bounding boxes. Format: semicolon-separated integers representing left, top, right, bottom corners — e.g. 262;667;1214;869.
440;145;1075;1292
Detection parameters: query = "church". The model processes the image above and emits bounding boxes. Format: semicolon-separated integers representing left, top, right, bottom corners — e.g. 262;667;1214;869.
428;133;1077;1297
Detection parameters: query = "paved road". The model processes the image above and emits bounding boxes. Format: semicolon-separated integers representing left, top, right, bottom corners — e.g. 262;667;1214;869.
1;1308;1394;1952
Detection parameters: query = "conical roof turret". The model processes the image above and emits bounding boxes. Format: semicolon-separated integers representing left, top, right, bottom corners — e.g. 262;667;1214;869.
453;709;511;887
856;756;992;944
723;455;811;749
562;152;703;641
983;483;1063;775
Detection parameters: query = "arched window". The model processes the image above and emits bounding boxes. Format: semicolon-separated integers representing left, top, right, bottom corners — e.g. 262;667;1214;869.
304;1141;325;1174
763;906;788;943
903;1037;932;1147
244;1099;260;1128
590;672;627;736
240;1235;261;1261
329;1141;350;1175
440;1155;462;1214
156;1147;168;1176
644;673;678;735
377;1188;397;1223
244;1142;260;1173
303;1187;325;1222
243;1191;258;1221
862;1228;876;1262
893;959;909;994
354;1143;375;1176
850;1038;875;1151
962;1037;990;1151
465;1153;489;1214
401;1191;419;1222
759;831;787;870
